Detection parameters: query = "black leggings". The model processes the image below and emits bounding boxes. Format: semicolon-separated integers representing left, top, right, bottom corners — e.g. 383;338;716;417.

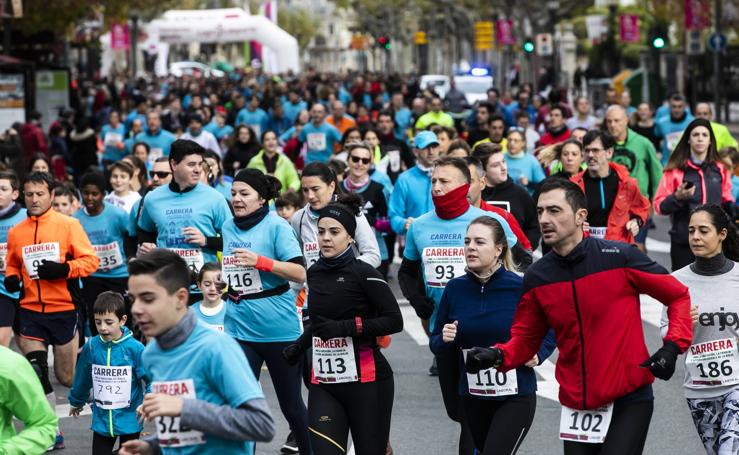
91;431;139;455
238;340;311;454
563;399;653;455
436;349;477;455
81;276;129;336
308;375;394;455
462;394;536;455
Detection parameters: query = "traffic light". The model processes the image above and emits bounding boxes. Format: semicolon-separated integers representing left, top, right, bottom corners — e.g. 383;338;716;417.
377;36;391;50
649;25;668;50
523;38;535;53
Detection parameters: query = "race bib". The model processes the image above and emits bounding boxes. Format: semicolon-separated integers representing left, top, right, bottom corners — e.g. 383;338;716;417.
312;336;358;384
486;200;511;213
169;248;205;273
589;226;607;239
422;247;466;288
463;349;518;396
307;133;327;151
94;242;124;272
559;403;613;444
0;242;7;273
149;148;164;163
665;131;683;151
92;365;132;410
304;242;320;268
222;255;263;295
152;379;205;448
685;338;739;388
22;242;60;280
104;132;123;147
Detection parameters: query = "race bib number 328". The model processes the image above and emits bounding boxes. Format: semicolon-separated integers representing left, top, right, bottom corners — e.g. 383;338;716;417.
422;247;466;287
152;379;205;448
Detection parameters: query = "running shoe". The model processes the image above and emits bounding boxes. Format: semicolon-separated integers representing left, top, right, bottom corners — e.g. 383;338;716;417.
281;431;299;454
47;432;64;451
428;357;439;376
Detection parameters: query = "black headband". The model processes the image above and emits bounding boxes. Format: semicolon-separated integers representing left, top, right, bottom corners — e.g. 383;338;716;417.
319;204;357;238
233;169;274;201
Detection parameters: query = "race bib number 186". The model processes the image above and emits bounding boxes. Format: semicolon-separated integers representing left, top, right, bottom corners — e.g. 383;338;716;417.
685;338;739;388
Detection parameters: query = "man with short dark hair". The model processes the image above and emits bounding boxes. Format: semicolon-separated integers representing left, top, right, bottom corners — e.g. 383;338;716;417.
415;96;454;130
472;114;508;152
465;178;692;455
134;111;177;162
655;93;694;165
181;113;222;156
538;105;571;147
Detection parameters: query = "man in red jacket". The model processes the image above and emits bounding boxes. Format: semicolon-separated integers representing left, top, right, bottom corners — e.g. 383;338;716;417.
570;130;650;244
20;111;48;163
465;178;692;455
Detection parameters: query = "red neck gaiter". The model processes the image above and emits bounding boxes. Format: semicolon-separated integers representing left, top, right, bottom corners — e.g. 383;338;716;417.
433;184;471;220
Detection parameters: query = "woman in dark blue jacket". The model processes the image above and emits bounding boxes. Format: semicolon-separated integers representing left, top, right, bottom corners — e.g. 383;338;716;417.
430;215;556;454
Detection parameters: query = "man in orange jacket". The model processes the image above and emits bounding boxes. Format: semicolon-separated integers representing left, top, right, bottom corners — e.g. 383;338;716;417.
4;171;98;448
571;129;650;243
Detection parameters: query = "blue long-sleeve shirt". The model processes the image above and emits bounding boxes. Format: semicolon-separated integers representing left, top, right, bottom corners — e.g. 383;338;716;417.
388;166;433;234
430;269;556;399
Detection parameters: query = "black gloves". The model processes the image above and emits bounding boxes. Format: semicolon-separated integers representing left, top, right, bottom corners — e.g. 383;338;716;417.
640;340;680;380
36;260;69;281
465;347;504;374
4;275;20;293
409;296;435;320
312;316;355;341
282;343;304;366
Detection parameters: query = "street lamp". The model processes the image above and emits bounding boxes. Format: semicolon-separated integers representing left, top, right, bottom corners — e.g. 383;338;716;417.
547;1;559;84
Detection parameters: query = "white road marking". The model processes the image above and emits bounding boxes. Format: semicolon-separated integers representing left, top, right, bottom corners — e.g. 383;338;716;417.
399;300;429;346
645;237;671;254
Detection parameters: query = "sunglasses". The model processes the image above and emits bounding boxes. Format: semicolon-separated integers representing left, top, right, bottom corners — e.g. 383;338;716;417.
350;156;371;165
151;171;171;178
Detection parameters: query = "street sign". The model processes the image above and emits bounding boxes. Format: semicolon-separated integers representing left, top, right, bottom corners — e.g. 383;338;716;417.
619;14;640;43
474;21;495;50
686;30;704;55
497;19;515;46
536;33;553;56
707;33;727;52
414;31;427;45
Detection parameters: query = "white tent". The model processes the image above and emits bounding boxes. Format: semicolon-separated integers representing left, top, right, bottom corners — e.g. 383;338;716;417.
101;8;299;76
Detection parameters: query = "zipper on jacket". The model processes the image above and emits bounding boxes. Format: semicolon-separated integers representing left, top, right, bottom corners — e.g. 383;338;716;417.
107;343;114;437
570;273;587;409
33;218;44;313
479;282;485;314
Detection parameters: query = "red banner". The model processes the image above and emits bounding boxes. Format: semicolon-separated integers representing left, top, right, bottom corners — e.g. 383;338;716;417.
619;14;640;43
685;0;711;30
110;22;130;50
497;19;515;46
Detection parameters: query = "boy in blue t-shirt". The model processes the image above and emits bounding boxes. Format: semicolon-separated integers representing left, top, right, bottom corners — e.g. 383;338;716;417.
192;262;226;332
68;292;150;453
119;249;275;455
0;171;26;347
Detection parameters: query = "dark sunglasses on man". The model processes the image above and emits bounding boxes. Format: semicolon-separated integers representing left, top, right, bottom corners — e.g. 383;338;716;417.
349;156;371;165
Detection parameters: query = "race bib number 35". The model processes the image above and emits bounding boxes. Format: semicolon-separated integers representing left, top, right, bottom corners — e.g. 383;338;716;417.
463;349;518;396
559;403;613;444
152;379;205;448
222;255;263;295
94;242;123;272
92;365;132;410
685;338;739;388
22;242;60;280
313;336;358;384
422;247;466;288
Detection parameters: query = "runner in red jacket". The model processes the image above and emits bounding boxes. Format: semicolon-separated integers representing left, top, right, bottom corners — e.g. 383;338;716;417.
465;178;692;455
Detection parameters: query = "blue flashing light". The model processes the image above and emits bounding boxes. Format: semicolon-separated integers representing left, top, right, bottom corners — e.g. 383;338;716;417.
470;67;489;76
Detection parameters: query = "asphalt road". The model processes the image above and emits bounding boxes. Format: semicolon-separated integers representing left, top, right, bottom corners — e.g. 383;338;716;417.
24;215;706;454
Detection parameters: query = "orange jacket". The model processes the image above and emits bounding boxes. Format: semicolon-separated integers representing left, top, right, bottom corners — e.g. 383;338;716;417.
6;209;99;313
571;162;651;244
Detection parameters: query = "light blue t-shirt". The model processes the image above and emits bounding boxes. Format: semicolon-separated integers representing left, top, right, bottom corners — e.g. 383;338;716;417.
191;301;226;333
203;122;234;141
222;213;303;343
235;108;269;138
655;114;694;165
403;205;517;327
505;152;546;195
298;122;342;164
74;203;129;279
394;107;412;141
0;205;26;298
101;123;128;162
138;183;232;270
143;319;264;455
134;129;177;160
282;100;307;124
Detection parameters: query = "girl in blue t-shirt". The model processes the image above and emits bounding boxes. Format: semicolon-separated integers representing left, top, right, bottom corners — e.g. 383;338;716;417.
192;262;226;332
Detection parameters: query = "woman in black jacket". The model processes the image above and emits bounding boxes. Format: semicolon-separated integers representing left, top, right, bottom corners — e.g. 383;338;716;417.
283;194;403;455
223;125;260;176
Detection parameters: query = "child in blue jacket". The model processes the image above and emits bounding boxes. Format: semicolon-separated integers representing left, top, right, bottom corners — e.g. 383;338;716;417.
68;291;150;454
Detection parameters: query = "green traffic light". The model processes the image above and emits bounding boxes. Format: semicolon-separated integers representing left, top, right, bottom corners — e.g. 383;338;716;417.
384;43;391;50
523;41;534;53
652;37;665;49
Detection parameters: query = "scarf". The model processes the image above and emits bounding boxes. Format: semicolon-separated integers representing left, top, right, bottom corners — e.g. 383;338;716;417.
432;183;470;220
234;205;269;231
317;245;355;270
417;163;434;178
343;174;370;192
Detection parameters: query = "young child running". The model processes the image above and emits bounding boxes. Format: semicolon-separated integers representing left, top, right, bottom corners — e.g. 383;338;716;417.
192;262;226;332
104;160;142;214
68;291;150;454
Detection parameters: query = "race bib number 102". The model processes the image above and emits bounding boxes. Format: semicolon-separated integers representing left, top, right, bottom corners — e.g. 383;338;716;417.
559;403;613;444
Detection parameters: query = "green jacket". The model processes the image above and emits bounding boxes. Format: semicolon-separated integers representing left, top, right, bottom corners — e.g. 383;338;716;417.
0;346;57;455
711;121;738;151
414;111;454;130
612;129;663;200
246;150;301;193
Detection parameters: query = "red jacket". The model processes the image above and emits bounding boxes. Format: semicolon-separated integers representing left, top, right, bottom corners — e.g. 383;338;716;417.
479;200;532;250
19;122;48;162
571;162;651;244
497;237;692;410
